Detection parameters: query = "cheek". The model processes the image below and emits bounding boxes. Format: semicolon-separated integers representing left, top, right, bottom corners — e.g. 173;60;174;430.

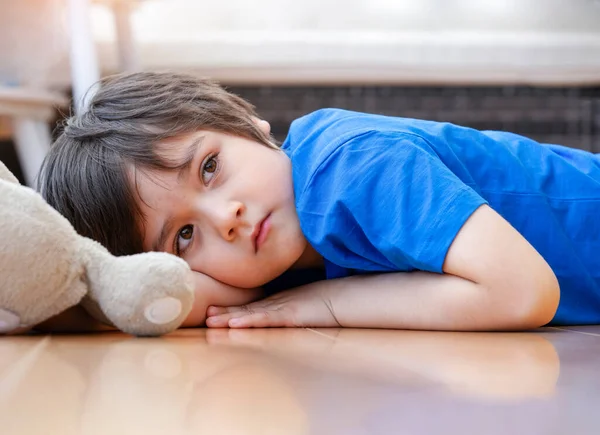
212;265;267;289
250;152;291;190
190;246;260;287
208;255;276;289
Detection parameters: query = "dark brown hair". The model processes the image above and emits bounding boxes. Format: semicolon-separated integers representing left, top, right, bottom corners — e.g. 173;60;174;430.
37;71;276;256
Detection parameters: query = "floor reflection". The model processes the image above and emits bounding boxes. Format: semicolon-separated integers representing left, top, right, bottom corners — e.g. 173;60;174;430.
206;328;561;399
1;327;598;435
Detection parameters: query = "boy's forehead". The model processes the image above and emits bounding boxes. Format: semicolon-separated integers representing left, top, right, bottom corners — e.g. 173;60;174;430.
156;131;204;159
128;166;178;251
129;165;178;204
126;131;207;199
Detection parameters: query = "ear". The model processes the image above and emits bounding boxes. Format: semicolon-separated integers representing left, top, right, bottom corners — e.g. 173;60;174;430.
251;117;271;136
0;160;20;185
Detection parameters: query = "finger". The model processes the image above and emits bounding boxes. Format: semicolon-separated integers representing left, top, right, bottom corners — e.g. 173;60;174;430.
206;313;236;328
229;311;287;328
206;305;232;316
205;311;249;328
207;305;247;316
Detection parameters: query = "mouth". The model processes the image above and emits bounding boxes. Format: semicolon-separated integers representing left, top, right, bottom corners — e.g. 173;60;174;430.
253;213;272;253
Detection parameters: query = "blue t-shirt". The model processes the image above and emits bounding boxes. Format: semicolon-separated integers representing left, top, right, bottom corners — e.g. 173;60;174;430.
280;108;600;325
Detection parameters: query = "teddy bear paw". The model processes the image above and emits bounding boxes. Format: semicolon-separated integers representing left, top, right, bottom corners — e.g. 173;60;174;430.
143;297;183;325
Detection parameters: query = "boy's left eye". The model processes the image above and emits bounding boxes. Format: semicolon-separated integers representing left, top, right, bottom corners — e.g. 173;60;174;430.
201;154;219;185
175;224;194;256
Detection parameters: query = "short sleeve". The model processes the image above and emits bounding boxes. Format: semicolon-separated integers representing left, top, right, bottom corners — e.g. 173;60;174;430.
296;130;488;273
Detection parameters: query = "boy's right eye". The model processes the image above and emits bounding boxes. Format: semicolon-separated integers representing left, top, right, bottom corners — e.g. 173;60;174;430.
201;154;219;185
175;225;194;255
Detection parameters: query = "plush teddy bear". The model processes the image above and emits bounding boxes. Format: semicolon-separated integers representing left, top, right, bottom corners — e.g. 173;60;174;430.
0;160;195;336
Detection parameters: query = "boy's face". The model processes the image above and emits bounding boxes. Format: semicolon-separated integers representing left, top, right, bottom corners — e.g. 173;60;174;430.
134;123;310;291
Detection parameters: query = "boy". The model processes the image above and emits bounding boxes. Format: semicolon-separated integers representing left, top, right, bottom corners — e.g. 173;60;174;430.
38;71;600;332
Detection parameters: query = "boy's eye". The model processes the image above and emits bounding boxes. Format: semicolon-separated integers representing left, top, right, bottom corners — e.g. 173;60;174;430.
175;225;194;255
201;155;219;185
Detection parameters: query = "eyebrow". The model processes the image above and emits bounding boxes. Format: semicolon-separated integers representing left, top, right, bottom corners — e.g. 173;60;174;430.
151;136;204;252
175;136;205;182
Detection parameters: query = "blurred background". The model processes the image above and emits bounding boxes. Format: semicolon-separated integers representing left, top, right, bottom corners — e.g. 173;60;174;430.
0;0;599;185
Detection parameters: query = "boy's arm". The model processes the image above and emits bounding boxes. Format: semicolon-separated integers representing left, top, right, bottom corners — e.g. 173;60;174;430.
30;272;264;333
207;205;560;331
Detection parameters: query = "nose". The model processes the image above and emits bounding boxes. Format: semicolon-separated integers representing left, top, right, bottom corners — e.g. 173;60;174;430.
211;200;245;241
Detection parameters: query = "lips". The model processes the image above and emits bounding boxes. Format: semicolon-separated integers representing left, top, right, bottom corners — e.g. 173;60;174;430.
253;213;272;252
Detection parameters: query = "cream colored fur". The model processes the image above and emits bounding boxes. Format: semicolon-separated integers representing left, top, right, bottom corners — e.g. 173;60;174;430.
0;160;195;336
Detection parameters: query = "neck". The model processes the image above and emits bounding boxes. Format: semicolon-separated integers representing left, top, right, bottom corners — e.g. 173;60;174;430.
291;242;324;270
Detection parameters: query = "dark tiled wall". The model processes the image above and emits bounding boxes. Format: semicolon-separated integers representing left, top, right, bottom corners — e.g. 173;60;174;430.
2;85;599;182
227;85;600;152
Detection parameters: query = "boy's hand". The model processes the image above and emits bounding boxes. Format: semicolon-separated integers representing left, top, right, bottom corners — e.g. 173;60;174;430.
206;288;342;328
181;271;264;328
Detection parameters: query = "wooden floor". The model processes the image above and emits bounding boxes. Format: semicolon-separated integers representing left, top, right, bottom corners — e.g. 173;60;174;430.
2;326;600;434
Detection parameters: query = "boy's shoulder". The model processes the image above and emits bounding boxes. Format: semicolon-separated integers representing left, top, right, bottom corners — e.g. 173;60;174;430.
281;108;414;165
282;108;367;152
282;109;379;189
281;109;446;181
281;108;448;156
284;108;407;145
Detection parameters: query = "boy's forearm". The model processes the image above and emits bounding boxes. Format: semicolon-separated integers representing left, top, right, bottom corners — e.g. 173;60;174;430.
206;267;555;330
304;271;549;331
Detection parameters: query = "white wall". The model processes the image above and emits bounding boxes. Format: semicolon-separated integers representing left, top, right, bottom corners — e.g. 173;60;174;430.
2;0;600;88
0;0;69;88
93;0;600;85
